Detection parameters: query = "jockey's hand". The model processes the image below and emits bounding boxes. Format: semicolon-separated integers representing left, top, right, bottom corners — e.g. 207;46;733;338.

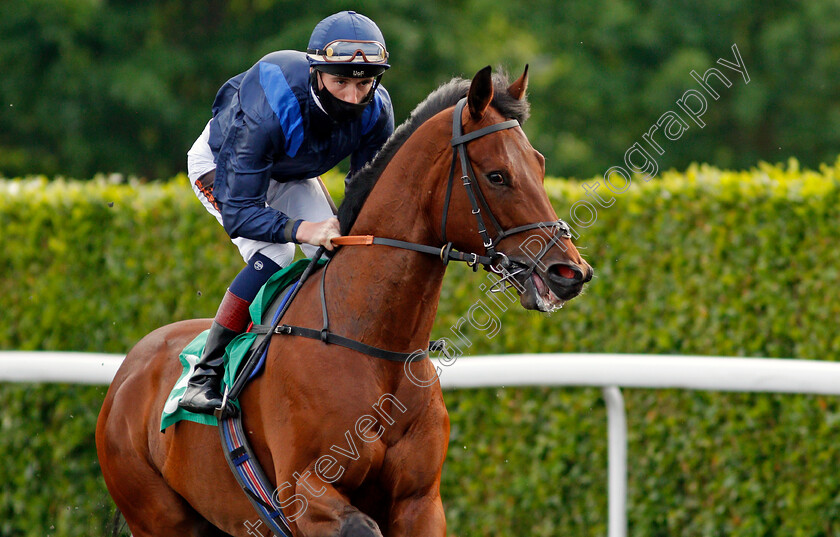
295;217;341;251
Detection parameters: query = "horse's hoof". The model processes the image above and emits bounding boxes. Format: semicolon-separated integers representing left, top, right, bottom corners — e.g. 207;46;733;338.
338;512;382;537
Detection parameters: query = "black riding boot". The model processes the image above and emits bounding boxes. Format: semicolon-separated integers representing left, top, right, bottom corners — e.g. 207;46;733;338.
178;321;240;415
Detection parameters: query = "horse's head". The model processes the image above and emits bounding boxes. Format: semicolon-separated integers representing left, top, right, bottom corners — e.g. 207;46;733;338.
436;66;593;312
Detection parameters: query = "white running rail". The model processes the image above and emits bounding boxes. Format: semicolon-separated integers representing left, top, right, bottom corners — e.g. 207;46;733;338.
5;351;840;537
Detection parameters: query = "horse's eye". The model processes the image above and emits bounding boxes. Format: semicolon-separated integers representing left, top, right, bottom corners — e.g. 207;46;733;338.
486;171;507;186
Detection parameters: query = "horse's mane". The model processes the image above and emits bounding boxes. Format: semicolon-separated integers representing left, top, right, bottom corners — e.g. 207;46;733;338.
338;71;530;234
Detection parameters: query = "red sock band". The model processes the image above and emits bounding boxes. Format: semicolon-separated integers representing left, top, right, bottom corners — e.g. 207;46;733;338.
215;289;252;332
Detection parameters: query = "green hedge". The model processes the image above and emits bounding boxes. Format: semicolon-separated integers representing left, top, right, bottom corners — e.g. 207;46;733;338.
2;161;840;536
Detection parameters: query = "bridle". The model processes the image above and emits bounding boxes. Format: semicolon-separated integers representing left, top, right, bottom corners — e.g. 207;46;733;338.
444;97;572;282
335;96;572;285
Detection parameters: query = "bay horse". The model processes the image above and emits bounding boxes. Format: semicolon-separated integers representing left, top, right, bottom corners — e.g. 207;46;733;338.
96;66;593;537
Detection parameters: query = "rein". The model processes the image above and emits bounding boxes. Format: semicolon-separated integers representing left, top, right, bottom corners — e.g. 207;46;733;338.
332;235;492;268
335;97;572;278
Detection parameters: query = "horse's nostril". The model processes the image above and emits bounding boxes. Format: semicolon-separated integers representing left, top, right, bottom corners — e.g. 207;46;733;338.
557;265;576;279
551;263;581;281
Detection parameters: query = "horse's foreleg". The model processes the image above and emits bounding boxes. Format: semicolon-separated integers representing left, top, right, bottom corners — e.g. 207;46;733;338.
289;479;383;537
387;491;446;537
380;398;449;537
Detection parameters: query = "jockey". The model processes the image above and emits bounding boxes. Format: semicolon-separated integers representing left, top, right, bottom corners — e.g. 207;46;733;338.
180;11;394;415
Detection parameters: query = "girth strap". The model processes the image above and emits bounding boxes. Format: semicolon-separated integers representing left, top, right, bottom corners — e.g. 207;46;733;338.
218;415;294;537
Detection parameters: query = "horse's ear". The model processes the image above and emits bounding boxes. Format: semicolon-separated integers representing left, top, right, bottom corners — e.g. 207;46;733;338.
468;66;494;120
508;64;529;100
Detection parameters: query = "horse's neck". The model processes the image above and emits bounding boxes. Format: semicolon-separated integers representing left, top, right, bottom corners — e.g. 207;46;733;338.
326;129;450;353
326;245;446;353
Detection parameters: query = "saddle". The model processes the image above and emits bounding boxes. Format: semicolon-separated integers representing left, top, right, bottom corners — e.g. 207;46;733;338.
160;257;326;430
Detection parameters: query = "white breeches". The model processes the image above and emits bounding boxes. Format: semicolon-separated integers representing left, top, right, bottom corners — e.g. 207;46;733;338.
187;120;334;266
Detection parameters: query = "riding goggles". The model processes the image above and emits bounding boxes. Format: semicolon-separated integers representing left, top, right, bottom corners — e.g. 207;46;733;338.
307;40;389;64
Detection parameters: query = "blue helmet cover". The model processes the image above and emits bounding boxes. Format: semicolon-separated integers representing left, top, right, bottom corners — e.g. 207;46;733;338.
307;11;390;70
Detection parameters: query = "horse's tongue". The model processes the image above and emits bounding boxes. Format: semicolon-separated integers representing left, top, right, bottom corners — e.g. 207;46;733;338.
531;272;547;296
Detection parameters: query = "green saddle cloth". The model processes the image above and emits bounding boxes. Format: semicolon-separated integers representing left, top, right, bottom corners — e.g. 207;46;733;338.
160;257;326;430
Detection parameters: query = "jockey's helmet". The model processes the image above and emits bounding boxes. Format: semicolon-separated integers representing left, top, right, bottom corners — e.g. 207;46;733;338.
307;11;390;78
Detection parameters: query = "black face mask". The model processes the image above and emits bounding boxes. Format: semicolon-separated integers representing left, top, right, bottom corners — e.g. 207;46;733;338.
312;71;374;123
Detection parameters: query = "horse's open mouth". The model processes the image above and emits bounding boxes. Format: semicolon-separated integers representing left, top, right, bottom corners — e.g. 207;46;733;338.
524;271;566;312
501;259;586;313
